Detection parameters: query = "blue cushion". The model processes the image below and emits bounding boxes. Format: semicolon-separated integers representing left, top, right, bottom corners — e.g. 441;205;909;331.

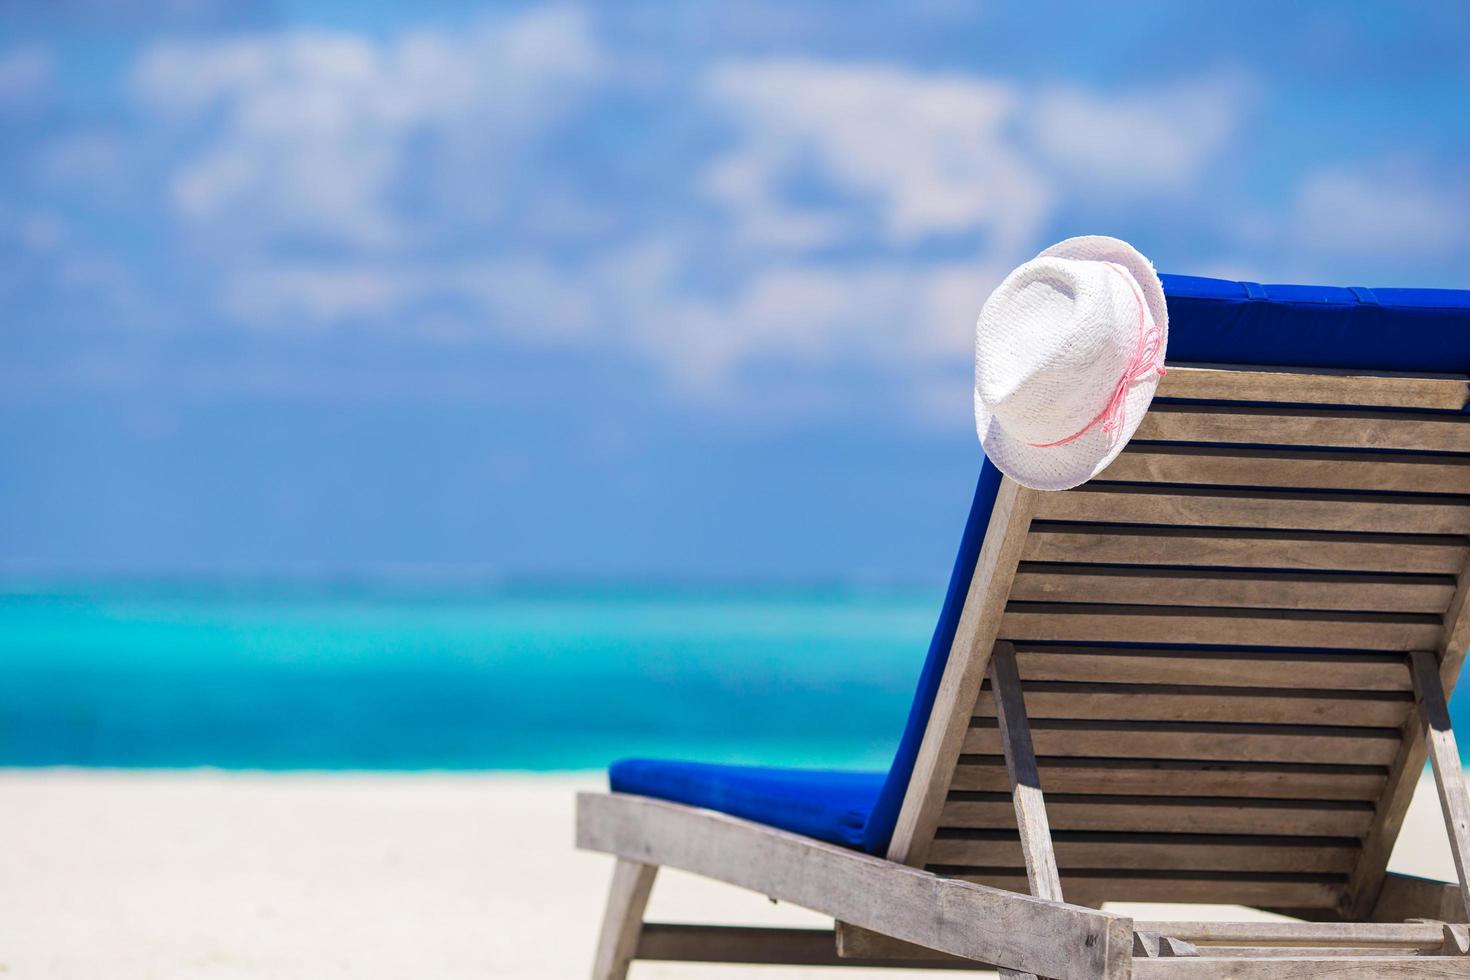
608;274;1470;854
609;758;885;848
1160;275;1470;374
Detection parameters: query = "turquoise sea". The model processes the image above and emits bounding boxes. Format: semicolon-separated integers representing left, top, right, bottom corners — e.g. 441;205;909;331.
0;580;942;771
9;579;1468;772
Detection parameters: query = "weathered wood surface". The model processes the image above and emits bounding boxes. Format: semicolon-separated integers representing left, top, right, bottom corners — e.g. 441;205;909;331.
989;642;1064;902
887;479;1038;868
927;831;1359;873
638;924;983;969
581;366;1470;977
1151;921;1450;949
991;644;1060;980
1412;650;1470;922
1023;525;1468;574
1104;445;1470;495
963;720;1402;766
643;921;1470;974
577;792;1134;980
1010;565;1456;613
591;859;657;980
1371;873;1468;923
1348;559;1470;918
1134;403;1470;452
956;385;1470;916
1134;932;1200;958
836;920;1455;963
941;793;1375;837
1009;647;1412;692
971;683;1412;728
1155;362;1470;411
942;872;1342;908
835;924;973;963
999;603;1444;651
1033;485;1470;535
1442;923;1470;956
1196;945;1443;958
951;757;1385;801
1130;958;1470;978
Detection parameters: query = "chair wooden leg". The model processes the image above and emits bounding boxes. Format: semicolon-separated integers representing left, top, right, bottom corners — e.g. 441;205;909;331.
990;641;1063;904
592;859;658;980
1410;650;1470;924
992;641;1064;979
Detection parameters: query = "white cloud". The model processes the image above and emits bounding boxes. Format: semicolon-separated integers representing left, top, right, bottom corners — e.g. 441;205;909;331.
676;262;990;371
1291;164;1468;259
131;6;601;248
123;20;1251;425
701;59;1051;251
1028;73;1252;195
669;59;1250;417
0;44;52;111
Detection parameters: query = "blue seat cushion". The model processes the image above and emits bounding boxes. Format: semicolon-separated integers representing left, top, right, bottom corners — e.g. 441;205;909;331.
609;758;885;849
607;274;1470;855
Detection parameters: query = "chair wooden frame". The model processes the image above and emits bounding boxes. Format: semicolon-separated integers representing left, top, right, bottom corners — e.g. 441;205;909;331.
577;363;1470;978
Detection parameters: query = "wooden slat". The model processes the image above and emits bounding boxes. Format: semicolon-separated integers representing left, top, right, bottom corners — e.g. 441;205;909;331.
963;720;1402;766
941;793;1376;837
638;924;833;965
1034;485;1470;535
988;642;1063;903
952;757;1385;801
1000;603;1443;651
1134;403;1470;453
1012;646;1411;692
1132;957;1470;979
1023;524;1469;574
1156;363;1470;411
1102;445;1470;494
577;792;1135;980
1147;921;1449;950
1201;946;1441;958
972;682;1412;728
945;870;1343;909
636;924;981;969
1010;565;1455;613
927;832;1358;873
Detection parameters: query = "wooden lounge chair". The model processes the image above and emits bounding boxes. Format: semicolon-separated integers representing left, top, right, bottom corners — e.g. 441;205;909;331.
577;278;1470;978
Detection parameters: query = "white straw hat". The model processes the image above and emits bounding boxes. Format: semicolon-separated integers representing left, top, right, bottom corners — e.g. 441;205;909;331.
974;235;1168;491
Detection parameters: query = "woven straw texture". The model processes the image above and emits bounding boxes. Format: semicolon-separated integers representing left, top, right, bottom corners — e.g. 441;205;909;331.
974;236;1168;491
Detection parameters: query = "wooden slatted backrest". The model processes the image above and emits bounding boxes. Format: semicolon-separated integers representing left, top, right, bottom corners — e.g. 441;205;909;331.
887;363;1470;916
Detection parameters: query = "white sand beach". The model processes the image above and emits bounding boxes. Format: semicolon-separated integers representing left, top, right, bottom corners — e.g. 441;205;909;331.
0;769;1459;978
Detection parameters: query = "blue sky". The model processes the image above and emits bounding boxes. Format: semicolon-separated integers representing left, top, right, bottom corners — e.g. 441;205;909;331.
3;1;1469;582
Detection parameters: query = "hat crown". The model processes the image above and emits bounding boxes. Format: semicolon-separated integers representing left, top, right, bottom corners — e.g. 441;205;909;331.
976;256;1148;447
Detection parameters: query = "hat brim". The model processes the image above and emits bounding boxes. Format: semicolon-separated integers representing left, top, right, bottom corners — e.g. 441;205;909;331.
975;235;1169;492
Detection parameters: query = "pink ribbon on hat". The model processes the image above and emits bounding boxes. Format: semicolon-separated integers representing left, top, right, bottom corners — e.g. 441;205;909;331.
1027;263;1166;449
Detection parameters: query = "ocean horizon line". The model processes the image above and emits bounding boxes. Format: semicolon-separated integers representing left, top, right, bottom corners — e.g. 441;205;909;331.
0;567;947;600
